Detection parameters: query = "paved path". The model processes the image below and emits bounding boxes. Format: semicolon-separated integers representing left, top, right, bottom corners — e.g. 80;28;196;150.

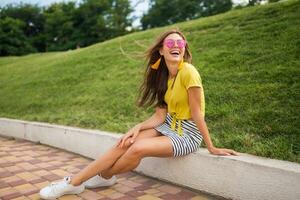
0;136;220;200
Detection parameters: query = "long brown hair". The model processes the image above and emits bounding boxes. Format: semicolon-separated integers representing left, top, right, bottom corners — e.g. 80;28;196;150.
138;29;192;108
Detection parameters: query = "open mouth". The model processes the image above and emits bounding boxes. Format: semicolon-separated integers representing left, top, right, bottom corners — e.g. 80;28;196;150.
170;50;180;56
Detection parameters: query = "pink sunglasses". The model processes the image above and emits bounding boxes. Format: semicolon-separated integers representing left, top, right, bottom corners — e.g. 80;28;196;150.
163;39;186;49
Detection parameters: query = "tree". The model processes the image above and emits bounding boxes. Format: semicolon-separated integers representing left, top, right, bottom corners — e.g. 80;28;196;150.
141;0;232;30
71;0;111;47
71;0;133;47
0;3;45;52
247;0;263;6
141;0;182;29
44;2;76;51
0;17;35;56
107;0;133;37
200;0;232;17
0;0;133;55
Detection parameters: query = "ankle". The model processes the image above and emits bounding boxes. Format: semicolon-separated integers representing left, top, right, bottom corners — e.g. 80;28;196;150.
100;172;112;180
70;177;82;186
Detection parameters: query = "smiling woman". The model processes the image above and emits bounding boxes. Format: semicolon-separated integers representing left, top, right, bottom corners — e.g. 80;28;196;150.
39;29;238;199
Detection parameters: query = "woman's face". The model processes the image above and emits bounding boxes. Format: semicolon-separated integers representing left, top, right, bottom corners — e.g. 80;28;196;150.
160;33;186;64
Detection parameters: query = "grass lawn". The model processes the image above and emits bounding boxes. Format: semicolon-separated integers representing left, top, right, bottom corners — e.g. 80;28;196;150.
0;0;299;162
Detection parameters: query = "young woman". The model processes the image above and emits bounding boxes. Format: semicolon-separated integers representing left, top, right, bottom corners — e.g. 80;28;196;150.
40;29;238;199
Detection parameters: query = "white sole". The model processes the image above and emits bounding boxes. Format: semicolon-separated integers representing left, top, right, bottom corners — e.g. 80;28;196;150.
85;181;117;189
40;189;84;199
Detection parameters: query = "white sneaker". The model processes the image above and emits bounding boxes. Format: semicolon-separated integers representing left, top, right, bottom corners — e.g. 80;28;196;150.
39;176;84;200
83;174;117;189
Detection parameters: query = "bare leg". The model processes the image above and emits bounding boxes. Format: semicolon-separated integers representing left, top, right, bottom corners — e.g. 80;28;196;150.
102;135;173;179
70;129;161;186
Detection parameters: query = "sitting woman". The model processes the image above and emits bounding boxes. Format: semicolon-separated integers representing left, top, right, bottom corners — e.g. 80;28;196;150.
40;29;238;199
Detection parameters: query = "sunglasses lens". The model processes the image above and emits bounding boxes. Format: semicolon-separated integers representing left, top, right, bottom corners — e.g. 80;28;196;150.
164;39;186;48
165;39;175;48
177;40;186;48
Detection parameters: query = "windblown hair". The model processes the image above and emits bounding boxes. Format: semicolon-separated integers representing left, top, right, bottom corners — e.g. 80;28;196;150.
138;29;192;108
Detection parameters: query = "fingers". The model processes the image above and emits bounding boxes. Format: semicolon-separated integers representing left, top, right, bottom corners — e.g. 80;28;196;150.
130;132;139;144
231;150;239;156
118;134;134;148
118;126;141;148
218;151;230;156
223;149;238;156
115;138;122;147
120;134;130;148
123;137;128;147
225;148;239;156
213;148;238;156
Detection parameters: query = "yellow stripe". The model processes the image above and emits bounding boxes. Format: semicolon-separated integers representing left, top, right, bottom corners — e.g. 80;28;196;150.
170;113;183;136
178;120;183;136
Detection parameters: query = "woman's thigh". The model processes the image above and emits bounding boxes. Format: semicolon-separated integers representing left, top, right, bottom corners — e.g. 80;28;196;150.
136;128;162;140
127;136;173;158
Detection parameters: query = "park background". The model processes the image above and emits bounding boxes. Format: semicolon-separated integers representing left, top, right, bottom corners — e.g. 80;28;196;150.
0;0;299;163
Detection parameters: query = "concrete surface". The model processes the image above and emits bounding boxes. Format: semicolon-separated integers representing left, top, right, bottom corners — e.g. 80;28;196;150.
0;118;299;200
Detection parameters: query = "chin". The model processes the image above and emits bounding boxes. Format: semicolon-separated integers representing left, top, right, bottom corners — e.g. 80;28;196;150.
166;57;181;63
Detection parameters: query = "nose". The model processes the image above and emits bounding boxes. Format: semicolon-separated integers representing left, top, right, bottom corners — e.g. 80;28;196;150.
173;41;179;48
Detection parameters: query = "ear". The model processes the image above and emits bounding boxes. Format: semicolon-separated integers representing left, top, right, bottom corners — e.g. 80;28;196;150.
159;48;163;56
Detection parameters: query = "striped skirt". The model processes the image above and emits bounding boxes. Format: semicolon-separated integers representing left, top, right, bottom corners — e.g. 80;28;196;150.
155;113;203;157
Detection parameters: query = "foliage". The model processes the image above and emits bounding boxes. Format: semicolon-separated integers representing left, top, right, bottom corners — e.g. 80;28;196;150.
248;0;280;6
0;17;36;55
0;0;132;56
0;3;45;52
43;2;77;51
141;0;232;29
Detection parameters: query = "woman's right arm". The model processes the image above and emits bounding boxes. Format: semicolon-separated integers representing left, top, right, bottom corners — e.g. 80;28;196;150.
118;106;167;148
138;106;167;131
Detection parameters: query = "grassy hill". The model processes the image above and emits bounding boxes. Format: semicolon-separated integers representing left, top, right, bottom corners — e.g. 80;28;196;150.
0;0;299;163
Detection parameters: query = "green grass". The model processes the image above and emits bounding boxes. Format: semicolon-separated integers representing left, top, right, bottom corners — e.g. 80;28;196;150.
0;0;299;163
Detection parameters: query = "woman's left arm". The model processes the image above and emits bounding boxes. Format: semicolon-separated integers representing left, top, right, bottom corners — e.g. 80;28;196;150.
188;87;238;156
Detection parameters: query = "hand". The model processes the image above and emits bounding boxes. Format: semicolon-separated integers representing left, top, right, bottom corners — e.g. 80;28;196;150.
208;146;238;156
117;124;141;148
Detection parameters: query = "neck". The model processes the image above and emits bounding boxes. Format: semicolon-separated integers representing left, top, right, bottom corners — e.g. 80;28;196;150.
165;60;180;78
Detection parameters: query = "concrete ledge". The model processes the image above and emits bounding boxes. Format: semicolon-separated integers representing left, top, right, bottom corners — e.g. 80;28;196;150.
0;118;299;200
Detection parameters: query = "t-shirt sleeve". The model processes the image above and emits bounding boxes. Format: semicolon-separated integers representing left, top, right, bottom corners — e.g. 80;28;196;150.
182;66;203;90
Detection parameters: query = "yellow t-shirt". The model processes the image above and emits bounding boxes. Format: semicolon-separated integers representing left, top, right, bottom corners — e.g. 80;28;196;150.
165;62;205;120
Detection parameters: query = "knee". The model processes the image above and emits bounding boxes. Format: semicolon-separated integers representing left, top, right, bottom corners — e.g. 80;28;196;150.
114;138;132;150
126;142;146;158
